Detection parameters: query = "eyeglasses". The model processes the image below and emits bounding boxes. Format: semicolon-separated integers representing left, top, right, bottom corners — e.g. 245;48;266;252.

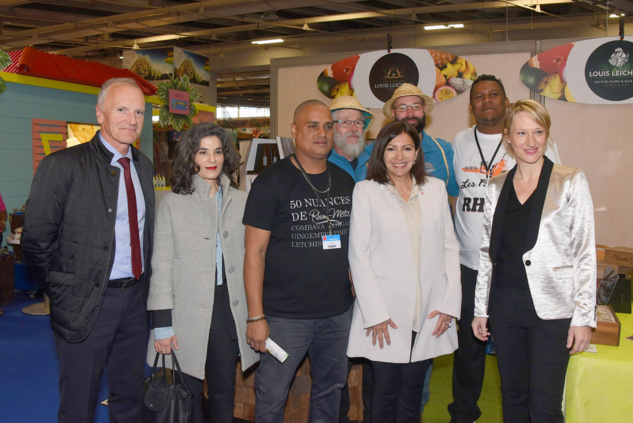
334;120;365;129
393;103;425;113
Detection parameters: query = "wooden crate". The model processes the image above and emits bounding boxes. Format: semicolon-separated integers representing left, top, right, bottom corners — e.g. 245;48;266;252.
232;358;364;422
591;305;621;346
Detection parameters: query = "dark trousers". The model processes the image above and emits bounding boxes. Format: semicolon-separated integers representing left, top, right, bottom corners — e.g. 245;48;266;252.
56;284;148;423
183;284;240;423
370;358;432;423
449;265;486;423
489;284;571;423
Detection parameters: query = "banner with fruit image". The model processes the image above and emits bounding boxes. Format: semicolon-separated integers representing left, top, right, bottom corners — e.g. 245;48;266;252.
520;37;633;104
316;49;477;109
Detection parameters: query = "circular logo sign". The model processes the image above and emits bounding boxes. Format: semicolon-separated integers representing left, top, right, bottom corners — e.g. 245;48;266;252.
585;40;633;101
369;53;419;102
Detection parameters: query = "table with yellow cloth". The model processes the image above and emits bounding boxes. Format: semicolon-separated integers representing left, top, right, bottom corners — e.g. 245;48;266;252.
565;309;633;422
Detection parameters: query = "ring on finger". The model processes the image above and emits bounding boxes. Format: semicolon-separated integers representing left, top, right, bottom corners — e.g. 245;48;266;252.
446;322;452;328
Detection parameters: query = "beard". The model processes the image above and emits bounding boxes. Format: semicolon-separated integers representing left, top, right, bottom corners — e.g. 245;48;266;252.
334;131;366;159
400;115;426;134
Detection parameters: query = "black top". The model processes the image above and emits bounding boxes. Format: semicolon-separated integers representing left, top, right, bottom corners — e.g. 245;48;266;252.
495;182;532;290
243;157;355;319
349;157;358;170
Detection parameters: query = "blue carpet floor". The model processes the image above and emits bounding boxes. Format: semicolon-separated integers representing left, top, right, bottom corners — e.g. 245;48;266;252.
0;291;110;423
1;290;502;422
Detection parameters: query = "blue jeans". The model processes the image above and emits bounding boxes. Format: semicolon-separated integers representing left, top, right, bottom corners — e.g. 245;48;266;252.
254;307;353;423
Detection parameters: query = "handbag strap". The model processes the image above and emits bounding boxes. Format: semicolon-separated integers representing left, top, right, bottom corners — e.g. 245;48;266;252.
169;351;191;394
151;351;161;371
148;350;192;394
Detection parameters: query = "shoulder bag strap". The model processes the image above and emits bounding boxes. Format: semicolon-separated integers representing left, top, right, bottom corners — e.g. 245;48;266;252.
430;136;450;186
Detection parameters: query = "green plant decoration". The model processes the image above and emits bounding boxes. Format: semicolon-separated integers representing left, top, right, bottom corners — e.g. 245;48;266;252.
157;75;199;131
0;49;12;96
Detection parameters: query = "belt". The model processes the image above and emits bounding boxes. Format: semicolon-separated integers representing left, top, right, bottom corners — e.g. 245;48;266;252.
108;276;140;290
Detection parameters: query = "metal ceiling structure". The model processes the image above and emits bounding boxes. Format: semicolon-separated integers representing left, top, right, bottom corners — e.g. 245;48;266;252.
0;0;631;106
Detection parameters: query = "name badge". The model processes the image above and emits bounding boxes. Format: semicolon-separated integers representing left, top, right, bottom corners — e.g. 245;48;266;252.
322;235;341;250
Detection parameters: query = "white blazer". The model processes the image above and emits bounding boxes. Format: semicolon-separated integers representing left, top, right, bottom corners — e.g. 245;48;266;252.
347;178;461;363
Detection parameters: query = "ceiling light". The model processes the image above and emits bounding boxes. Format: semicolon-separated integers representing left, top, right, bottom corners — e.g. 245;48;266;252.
251;38;284;45
302;22;310;31
610;13;625;18
424;24;464;30
119;55;123;59
132;40;140;49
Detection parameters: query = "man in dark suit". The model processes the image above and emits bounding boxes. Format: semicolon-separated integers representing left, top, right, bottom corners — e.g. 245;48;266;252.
22;78;155;422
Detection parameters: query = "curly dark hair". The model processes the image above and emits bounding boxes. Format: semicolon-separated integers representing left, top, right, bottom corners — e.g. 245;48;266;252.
171;122;241;194
367;121;426;185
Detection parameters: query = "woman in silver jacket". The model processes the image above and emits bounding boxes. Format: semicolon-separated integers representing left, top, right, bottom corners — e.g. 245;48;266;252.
148;123;258;423
471;100;596;423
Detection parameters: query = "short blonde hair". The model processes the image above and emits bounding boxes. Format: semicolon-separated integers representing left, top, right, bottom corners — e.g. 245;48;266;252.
503;99;552;158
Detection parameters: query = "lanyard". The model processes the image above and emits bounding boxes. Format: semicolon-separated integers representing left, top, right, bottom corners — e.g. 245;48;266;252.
293;154;333;235
474;126;503;179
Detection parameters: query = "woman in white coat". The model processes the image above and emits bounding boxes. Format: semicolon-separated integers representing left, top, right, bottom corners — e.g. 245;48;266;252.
347;121;461;423
148;123;258;423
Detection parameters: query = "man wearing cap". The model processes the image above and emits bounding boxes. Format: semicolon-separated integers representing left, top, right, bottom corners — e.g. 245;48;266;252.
328;96;374;423
384;83;458;199
328;96;375;183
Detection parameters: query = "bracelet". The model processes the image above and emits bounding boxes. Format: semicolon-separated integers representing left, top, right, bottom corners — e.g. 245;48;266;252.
247;314;266;323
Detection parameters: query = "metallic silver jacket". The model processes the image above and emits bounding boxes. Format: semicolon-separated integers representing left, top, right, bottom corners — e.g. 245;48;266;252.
474;158;597;327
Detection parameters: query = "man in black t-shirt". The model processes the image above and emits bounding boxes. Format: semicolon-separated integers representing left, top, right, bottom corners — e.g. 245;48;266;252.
243;99;355;422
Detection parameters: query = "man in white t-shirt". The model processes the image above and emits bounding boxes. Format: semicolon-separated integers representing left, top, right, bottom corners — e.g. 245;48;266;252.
449;75;560;423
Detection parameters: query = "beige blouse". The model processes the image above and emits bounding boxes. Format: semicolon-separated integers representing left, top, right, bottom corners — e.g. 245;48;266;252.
386;178;424;332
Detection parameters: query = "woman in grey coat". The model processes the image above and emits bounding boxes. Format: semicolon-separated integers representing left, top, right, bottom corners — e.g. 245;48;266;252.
148;122;258;423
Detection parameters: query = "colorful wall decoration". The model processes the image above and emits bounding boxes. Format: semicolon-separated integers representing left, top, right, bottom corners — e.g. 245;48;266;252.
31;119;67;174
316;48;477;108
123;47;174;81
173;47;209;87
520;37;633;104
124;47;209;88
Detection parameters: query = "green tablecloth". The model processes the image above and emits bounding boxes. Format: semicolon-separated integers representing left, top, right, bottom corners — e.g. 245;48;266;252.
566;310;633;422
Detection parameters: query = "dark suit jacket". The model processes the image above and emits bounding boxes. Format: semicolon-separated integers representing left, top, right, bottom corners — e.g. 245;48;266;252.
22;132;155;342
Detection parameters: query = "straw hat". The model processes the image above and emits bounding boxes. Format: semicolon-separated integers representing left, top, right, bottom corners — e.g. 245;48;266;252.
329;95;375;132
382;83;434;119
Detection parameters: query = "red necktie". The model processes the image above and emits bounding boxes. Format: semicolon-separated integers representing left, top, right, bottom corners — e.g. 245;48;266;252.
118;157;142;280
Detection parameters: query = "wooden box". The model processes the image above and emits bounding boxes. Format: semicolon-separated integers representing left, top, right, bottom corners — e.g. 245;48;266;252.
604;246;633;267
591;305;621;346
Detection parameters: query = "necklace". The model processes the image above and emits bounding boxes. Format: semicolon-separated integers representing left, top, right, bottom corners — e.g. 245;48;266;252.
293;155;331;194
395;179;413;201
293;154;333;234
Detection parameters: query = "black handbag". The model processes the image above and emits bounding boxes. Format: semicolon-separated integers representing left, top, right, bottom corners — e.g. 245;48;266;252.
140;351;193;423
